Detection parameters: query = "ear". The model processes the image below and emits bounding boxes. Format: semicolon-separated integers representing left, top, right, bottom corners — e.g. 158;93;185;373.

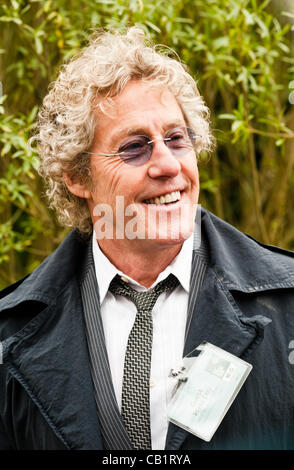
63;173;91;199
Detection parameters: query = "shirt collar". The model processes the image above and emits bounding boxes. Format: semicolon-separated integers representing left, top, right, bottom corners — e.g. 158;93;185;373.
92;234;193;304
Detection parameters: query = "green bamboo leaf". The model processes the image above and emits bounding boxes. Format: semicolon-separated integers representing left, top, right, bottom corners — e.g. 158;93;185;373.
248;74;258;92
43;0;52;13
259;0;271;10
207;51;215;63
212;37;229;49
277;42;290;54
174;17;194;24
242;9;254;25
22;24;35;34
0;124;12;132
16;193;26;206
145;21;161;33
28;106;38;123
1;142;11;155
255;16;269;38
281;11;294;20
237;68;248;85
231;120;243;133
0;16;22;25
11;0;19;9
35;36;43;55
218;114;236;120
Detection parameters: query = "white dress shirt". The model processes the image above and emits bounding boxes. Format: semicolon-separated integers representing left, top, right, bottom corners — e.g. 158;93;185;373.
92;234;193;450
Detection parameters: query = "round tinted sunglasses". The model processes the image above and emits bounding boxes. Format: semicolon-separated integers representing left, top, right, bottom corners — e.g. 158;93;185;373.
89;126;200;166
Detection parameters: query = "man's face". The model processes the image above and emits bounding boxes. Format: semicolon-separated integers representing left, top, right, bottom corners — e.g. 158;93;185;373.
87;80;200;252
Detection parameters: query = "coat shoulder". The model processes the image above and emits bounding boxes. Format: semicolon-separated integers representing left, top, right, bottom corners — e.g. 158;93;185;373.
201;209;294;290
0;230;90;340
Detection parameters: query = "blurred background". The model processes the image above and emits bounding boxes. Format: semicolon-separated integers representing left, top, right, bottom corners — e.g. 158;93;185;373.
0;0;294;288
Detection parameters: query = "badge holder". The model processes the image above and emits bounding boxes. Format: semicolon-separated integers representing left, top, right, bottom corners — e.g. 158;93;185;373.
167;342;253;442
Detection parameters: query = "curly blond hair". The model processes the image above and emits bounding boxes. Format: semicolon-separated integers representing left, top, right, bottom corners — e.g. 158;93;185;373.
32;27;214;234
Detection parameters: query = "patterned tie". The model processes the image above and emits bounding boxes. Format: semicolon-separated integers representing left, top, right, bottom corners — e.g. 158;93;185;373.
109;273;179;450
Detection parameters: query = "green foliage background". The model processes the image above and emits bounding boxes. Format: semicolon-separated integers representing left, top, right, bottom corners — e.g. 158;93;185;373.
0;0;294;288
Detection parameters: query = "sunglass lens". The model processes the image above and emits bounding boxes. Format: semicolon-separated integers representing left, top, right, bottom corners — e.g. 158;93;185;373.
166;127;195;156
119;136;151;166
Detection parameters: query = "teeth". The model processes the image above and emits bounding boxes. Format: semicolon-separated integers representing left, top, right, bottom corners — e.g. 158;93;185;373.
144;190;181;205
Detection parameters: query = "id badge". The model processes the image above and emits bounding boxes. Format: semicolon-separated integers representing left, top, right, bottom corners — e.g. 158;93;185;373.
167;342;252;442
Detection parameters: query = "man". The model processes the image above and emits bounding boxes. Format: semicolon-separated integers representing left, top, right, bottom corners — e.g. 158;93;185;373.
0;28;293;451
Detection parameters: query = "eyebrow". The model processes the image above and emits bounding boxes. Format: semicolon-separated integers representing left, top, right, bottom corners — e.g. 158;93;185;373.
113;121;187;146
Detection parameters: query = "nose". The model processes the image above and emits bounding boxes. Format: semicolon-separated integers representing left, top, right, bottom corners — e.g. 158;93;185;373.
147;140;181;179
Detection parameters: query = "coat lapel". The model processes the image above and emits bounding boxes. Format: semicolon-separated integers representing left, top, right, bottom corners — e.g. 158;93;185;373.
79;243;133;450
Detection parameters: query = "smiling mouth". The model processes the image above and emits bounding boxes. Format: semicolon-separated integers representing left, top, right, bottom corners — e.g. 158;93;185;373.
143;190;182;205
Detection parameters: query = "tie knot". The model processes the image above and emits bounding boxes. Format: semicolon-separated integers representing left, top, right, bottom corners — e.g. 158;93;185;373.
109;273;179;312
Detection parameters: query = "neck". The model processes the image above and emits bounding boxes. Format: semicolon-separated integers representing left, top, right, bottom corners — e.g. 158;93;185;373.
97;239;183;288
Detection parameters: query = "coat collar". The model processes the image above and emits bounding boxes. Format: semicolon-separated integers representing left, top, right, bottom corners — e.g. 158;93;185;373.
0;230;88;311
200;208;294;293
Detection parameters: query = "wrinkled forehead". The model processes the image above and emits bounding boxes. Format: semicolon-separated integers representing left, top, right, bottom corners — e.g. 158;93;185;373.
92;80;181;121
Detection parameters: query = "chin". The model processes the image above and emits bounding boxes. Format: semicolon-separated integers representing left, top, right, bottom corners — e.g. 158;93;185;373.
148;224;194;246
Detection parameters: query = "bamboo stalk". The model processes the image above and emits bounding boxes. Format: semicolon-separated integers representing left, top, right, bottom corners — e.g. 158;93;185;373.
244;97;270;244
212;151;224;219
248;128;294;139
